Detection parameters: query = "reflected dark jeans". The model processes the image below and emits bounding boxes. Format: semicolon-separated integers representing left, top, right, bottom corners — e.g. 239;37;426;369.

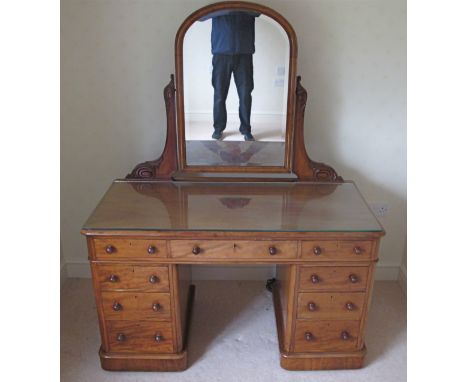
212;54;253;134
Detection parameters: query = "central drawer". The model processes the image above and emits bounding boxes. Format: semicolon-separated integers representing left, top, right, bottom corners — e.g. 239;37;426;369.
169;240;297;259
101;292;171;321
107;321;174;353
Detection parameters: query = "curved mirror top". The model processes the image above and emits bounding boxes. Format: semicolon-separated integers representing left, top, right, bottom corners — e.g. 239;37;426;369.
183;10;290;167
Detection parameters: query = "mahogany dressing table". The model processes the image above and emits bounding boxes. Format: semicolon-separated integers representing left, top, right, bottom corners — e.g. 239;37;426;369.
81;1;385;372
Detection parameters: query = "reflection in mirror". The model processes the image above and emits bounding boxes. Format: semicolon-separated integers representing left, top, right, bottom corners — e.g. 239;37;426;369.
183;10;290;166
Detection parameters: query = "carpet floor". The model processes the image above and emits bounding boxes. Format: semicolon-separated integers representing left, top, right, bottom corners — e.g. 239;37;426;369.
61;279;406;382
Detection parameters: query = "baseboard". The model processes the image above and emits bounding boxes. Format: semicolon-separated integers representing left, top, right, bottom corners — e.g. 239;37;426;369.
398;264;407;295
64;262;401;281
60;262;68;289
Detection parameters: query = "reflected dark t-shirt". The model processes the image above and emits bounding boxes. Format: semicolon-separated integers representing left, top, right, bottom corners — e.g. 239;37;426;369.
200;11;260;55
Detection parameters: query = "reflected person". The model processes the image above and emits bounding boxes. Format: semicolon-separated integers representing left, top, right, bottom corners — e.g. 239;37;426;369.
200;10;260;141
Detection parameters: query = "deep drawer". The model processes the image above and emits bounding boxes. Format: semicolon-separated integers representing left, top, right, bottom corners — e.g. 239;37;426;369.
298;266;369;292
297;292;366;320
107;321;174;353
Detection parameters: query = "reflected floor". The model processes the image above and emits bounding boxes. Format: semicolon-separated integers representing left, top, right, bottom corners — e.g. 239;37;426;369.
186;120;285;142
186;140;285;166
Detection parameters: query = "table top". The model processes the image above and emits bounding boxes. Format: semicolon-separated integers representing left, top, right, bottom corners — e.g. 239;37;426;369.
82;180;384;233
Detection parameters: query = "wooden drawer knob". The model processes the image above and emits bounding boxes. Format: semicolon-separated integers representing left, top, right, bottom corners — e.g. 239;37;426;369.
308;302;317;311
105;245;115;254
341;331;351;340
345;302;355;311
154;333;164;342
353;246;363;255
112;302;123;311
149;275;160;284
116;333;126;342
269;246;277;255
108;274;119;283
152;303;162;312
310;274;320;284
192;246;201;255
147;245;157;254
313;246;322;255
349;274;359;283
304;332;314;341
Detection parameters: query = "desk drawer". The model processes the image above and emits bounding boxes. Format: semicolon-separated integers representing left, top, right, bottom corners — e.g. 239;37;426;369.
107;321;174;353
170;240;297;260
298;266;369;292
297;292;366;320
93;238;167;259
95;264;170;292
294;320;360;352
101;292;171;321
302;241;373;261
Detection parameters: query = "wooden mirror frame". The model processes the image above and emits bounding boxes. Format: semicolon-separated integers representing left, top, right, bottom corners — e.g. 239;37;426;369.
175;1;297;174
127;1;342;182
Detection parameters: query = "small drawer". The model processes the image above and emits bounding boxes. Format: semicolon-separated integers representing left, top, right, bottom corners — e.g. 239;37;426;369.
298;266;369;292
294;320;360;352
170;240;297;260
93;238;167;259
95;264;170;292
107;321;174;353
297;292;366;320
102;292;171;321
302;240;373;261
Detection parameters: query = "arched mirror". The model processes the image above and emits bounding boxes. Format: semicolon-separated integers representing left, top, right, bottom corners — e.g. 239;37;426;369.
175;2;297;172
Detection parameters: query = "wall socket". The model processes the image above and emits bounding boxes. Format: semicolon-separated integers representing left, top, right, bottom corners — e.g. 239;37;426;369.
369;202;389;217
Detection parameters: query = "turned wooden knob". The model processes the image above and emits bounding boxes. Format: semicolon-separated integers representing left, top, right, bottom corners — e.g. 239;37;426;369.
152;303;162;312
108;274;119;283
154;333;164;342
345;302;355;311
149;275;159;284
308;302;317;311
313;246;322;255
341;331;351;340
105;245;115;254
147;245;156;254
269;246;277;255
304;332;314;341
192;246;201;255
116;333;126;342
310;274;320;284
349;274;359;283
353;246;363;255
112;302;122;311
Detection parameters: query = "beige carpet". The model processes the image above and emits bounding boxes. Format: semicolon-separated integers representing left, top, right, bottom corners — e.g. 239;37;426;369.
61;279;406;382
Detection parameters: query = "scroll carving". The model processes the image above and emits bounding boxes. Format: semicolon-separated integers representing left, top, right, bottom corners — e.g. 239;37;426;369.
292;76;343;182
126;75;178;179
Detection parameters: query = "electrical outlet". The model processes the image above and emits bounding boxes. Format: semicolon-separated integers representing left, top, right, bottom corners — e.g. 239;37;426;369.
369;203;389;217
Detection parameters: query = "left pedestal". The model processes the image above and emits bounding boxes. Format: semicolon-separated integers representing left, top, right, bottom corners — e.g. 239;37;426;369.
87;236;194;371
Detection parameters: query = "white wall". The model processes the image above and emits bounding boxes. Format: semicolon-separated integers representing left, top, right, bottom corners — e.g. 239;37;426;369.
61;0;406;280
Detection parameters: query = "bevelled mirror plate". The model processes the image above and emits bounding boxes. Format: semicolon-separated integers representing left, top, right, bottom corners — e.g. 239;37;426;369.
178;5;295;170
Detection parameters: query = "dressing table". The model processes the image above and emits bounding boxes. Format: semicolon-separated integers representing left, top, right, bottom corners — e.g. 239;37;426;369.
81;1;384;372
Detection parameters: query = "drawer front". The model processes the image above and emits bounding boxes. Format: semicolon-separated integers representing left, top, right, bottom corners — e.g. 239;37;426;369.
96;264;170;292
294;320;360;352
102;292;171;321
93;238;167;259
107;321;174;353
298;266;369;292
302;240;373;261
297;292;366;320
170;240;297;259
